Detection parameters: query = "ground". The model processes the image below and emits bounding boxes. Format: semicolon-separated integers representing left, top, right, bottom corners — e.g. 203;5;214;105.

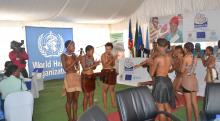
33;79;203;121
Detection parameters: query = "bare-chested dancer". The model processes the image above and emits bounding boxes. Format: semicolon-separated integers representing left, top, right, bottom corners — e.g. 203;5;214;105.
150;38;176;121
101;42;117;111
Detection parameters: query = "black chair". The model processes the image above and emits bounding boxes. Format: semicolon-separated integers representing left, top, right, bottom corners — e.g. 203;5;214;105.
78;105;108;121
116;86;180;121
200;83;220;121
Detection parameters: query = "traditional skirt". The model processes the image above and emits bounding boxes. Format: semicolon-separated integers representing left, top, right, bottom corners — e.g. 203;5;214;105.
205;68;218;83
64;73;82;93
181;74;198;92
101;69;117;85
152;76;176;108
81;73;96;93
205;68;213;83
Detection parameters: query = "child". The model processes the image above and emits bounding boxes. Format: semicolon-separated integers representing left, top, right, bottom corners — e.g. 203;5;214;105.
101;42;117;111
150;38;176;121
181;42;199;121
201;46;217;83
80;45;100;112
61;40;81;121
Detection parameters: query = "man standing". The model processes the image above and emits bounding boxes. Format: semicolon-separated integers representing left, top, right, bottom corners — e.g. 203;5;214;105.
9;41;29;78
150;38;175;121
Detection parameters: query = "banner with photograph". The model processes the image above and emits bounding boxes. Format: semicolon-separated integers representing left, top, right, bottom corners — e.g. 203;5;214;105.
110;33;123;43
25;26;73;80
183;9;220;42
110;33;124;57
149;14;183;43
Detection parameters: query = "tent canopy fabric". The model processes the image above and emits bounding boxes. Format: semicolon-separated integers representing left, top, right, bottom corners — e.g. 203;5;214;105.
0;0;144;24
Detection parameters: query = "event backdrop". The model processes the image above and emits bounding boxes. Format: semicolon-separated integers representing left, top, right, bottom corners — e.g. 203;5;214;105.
25;26;73;80
183;9;220;42
149;14;183;43
148;9;220;44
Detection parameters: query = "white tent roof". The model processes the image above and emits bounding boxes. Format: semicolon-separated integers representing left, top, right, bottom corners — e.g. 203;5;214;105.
0;0;144;24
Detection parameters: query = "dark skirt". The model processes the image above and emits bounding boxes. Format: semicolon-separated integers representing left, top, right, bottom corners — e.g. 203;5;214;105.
81;73;95;93
101;69;117;85
152;76;176;108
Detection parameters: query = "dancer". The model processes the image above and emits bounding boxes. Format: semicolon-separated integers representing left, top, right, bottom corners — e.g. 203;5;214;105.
134;42;158;69
101;42;117;111
181;42;199;121
80;45;100;112
201;46;217;83
61;40;81;121
172;45;184;106
150;38;176;121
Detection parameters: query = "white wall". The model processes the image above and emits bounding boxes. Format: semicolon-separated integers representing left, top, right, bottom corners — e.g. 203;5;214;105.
73;24;110;72
0;21;110;71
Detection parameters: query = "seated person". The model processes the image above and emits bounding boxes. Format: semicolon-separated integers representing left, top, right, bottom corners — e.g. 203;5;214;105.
137;44;150;58
4;61;13;72
0;64;27;112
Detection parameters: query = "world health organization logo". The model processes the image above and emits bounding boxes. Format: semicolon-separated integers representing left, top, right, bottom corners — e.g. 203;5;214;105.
38;31;64;57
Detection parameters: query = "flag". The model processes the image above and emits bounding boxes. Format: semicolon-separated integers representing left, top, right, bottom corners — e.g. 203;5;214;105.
128;19;134;57
137;26;143;57
135;25;144;57
138;26;143;49
146;28;149;49
134;22;139;56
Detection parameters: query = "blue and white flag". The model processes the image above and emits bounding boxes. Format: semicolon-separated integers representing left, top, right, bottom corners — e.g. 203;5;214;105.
25;26;73;80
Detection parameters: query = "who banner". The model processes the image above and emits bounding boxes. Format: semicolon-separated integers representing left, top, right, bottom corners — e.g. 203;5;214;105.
25;26;73;80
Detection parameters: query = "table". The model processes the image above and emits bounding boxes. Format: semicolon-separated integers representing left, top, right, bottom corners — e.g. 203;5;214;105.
24;76;44;98
117;58;152;86
117;58;220;97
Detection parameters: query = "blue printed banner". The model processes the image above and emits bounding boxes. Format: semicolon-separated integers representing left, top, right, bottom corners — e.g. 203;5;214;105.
25;26;73;80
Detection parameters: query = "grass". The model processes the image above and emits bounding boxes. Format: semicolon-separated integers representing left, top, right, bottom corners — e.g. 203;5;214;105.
33;79;204;121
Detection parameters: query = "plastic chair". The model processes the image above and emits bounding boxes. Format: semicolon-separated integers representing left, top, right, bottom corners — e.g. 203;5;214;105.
116;86;180;121
200;83;220;121
78;105;108;121
32;68;44;91
31;68;43;98
4;91;34;121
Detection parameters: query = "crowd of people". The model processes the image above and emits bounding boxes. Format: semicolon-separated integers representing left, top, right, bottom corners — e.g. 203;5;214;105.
60;39;220;121
0;40;29;118
61;41;118;121
135;39;219;121
1;38;219;121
